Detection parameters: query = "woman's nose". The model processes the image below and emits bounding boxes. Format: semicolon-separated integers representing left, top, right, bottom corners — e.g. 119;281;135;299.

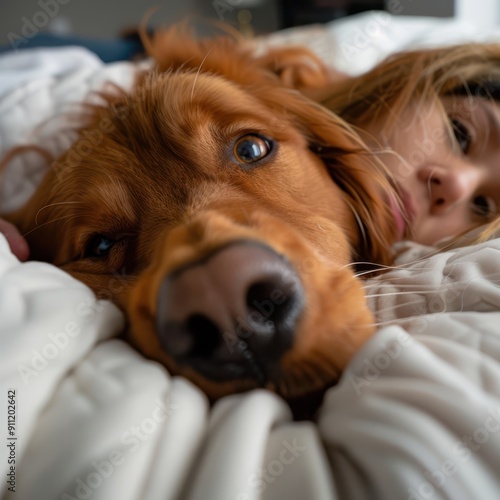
417;164;479;214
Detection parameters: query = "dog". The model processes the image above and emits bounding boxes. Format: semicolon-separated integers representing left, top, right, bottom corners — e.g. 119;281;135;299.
3;26;397;411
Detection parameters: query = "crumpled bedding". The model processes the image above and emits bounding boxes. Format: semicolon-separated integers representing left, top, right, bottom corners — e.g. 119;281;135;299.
2;12;500;500
0;45;143;214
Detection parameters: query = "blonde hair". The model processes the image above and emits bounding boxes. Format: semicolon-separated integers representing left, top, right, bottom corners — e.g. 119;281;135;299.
324;44;500;129
321;43;500;245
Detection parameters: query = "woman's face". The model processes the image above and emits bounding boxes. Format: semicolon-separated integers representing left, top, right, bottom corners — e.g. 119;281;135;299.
362;95;500;246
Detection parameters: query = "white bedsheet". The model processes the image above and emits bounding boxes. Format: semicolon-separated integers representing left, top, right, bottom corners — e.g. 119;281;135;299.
2;12;500;500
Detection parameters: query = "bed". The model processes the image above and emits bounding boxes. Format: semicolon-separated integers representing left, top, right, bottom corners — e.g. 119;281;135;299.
1;11;500;500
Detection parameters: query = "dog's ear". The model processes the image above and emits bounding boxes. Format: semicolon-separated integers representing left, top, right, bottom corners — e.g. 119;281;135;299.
141;25;332;91
258;88;397;265
251;44;332;90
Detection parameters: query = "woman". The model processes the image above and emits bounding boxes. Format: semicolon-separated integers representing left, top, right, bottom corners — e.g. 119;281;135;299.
318;43;500;247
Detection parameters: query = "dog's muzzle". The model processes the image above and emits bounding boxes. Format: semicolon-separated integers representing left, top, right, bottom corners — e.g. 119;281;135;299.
156;240;304;385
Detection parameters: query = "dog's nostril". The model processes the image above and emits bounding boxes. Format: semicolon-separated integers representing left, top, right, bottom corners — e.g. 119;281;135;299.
246;279;292;332
185;314;221;357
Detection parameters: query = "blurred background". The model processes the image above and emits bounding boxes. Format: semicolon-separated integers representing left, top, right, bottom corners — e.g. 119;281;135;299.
1;0;499;44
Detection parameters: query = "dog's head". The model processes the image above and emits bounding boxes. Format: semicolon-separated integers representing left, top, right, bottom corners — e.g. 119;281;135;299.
7;28;397;406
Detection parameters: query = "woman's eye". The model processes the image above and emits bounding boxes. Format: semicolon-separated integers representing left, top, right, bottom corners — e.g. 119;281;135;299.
84;234;116;258
472;195;496;219
451;118;471;154
233;135;273;165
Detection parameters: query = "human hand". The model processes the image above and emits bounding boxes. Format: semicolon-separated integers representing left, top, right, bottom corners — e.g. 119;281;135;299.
0;218;29;261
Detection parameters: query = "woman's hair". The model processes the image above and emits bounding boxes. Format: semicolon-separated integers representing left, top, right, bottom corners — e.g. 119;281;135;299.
321;43;500;245
322;43;500;132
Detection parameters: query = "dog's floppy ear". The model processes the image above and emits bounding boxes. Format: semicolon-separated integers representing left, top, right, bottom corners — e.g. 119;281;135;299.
251;44;332;90
258;87;397;265
141;24;331;91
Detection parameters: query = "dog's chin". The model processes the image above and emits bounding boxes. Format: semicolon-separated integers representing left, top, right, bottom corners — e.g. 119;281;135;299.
182;365;337;420
214;380;334;421
286;383;334;420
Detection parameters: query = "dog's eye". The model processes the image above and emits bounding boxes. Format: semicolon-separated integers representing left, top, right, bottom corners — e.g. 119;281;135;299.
233;135;272;165
84;234;116;258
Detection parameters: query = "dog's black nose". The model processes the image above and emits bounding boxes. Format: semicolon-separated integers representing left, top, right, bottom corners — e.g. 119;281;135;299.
156;241;304;384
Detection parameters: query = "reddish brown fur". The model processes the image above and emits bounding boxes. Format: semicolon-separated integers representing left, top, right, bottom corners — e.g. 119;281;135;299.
4;27;397;401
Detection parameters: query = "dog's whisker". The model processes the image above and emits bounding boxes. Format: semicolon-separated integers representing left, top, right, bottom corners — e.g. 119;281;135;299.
350;257;432;276
35;201;82;225
367;314;415;328
367;319;402;328
344;199;367;249
364;269;448;282
23;214;79;238
368;300;444;323
364;289;451;298
365;279;500;291
191;43;218;101
350;263;405;277
347;241;468;278
364;271;500;292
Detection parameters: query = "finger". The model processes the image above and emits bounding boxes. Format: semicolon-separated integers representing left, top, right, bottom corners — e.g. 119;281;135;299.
0;219;30;261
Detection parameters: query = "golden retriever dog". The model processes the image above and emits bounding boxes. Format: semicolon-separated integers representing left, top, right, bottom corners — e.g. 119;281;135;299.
3;27;397;412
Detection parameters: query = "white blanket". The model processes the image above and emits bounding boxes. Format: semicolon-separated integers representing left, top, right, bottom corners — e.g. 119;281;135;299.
2;12;500;500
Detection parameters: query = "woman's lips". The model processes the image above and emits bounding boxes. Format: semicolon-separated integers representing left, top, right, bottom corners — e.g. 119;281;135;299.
388;184;416;240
